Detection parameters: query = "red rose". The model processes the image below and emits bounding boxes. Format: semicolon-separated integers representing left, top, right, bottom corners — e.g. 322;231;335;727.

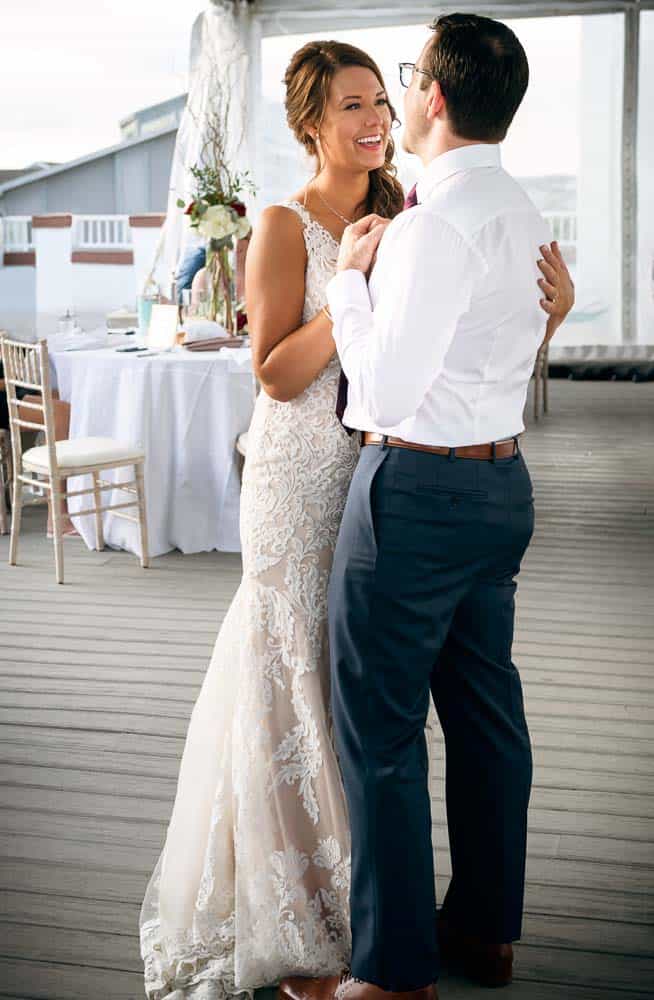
236;310;248;331
184;200;196;216
230;200;247;217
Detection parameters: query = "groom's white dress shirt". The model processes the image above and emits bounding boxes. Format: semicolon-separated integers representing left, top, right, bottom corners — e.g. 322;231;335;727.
326;143;552;447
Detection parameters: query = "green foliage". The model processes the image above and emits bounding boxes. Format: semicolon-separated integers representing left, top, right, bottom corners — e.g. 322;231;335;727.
188;164;257;206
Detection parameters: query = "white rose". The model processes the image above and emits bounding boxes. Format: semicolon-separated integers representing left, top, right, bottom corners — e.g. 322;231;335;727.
235;216;251;240
198;204;235;241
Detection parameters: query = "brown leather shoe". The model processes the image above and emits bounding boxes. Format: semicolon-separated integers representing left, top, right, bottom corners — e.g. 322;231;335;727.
278;974;341;1000
437;916;513;987
334;971;438;1000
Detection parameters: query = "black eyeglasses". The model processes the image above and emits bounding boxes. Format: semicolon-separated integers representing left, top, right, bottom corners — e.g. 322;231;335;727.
399;62;435;89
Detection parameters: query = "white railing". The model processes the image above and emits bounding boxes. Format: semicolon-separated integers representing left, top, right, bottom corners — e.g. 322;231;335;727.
72;215;132;251
2;216;33;252
543;211;577;247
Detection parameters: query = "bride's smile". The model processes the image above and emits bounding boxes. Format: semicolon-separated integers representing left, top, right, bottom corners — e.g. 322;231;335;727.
311;64;393;174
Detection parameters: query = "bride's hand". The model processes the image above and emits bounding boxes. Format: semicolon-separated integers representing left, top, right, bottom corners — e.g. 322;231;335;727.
538;241;575;330
337;214;390;274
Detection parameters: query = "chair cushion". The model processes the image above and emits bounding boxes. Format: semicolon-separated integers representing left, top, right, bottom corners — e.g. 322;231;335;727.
23;436;145;471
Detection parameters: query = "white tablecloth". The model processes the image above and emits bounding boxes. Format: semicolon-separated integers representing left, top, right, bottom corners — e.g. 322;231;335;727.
50;343;255;557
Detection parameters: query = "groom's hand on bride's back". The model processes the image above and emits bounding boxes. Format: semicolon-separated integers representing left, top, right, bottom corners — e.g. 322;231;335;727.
336;214;390;275
537;240;575;344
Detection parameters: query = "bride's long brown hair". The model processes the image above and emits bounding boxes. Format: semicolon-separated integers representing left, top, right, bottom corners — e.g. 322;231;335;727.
284;40;405;221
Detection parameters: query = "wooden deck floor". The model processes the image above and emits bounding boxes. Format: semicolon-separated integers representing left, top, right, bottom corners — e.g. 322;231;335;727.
0;379;652;1000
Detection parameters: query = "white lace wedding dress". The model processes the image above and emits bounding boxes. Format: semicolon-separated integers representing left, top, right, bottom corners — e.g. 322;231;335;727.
140;200;361;1000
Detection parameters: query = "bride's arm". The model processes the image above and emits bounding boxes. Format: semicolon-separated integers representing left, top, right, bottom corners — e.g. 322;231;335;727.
245;206;336;403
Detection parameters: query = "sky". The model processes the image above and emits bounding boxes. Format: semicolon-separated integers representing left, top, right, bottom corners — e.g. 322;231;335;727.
1;3;630;178
1;0;207;168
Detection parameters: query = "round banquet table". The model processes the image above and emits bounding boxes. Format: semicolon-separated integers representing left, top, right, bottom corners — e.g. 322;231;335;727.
49;343;255;557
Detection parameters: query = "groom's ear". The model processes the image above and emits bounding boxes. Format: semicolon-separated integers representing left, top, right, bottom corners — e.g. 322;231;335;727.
425;80;446;121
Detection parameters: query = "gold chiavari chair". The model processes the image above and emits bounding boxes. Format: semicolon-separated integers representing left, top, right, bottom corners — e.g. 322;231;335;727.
0;335;150;583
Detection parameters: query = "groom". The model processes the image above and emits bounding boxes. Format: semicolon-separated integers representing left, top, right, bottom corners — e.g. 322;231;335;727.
324;13;570;1000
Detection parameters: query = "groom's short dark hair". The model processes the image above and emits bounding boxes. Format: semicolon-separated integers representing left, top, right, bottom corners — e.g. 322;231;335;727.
422;13;529;142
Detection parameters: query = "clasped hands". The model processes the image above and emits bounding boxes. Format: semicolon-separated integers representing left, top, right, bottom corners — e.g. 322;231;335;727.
335;213;575;332
336;214;389;278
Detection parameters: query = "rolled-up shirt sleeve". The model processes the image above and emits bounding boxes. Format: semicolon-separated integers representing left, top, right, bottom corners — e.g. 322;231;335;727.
326;211;480;429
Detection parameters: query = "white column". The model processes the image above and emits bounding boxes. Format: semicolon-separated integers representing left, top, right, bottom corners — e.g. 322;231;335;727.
575;15;624;346
637;12;654;345
32;214;74;336
622;8;639;345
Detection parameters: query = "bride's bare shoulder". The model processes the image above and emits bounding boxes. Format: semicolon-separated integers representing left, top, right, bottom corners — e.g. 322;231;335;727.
257;199;305;227
247;203;307;272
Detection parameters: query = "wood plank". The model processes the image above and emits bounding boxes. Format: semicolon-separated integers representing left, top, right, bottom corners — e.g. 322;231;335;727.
4;892;653;960
5;673;654;713
4;768;654;840
9;687;652;732
5;811;650;894
520;912;654;957
2;726;650;776
2;863;652;927
1;963;644;1000
2;705;652;748
2;749;652;796
0;957;144;1000
0;832;157;872
1;828;648;896
511;944;654;992
4;778;652;849
0;379;652;998
0;922;141;972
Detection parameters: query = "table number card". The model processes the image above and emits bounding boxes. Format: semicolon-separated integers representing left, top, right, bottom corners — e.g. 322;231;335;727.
147;305;179;350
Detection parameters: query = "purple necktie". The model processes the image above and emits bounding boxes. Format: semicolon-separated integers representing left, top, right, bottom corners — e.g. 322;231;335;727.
336;183;419;431
403;182;419;209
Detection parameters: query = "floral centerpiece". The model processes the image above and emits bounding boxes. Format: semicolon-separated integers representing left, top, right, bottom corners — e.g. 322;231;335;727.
177;164;255;334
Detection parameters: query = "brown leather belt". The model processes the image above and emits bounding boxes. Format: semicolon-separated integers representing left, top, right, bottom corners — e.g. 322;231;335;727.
361;431;519;460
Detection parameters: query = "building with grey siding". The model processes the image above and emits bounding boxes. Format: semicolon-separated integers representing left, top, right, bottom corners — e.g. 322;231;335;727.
0;96;186;217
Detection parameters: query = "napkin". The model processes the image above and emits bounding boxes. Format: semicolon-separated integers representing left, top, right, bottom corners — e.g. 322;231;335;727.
182;319;229;344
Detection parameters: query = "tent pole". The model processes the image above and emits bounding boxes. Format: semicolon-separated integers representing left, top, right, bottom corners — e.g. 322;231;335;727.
622;6;639;344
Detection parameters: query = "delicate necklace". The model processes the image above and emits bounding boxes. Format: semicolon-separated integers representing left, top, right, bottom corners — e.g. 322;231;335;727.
313;185;360;226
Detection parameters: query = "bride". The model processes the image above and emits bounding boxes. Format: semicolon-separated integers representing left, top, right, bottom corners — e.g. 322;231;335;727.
140;40;403;1000
139;38;571;1000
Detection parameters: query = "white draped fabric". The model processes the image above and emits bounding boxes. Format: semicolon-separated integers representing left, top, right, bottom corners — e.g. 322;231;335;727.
150;1;254;296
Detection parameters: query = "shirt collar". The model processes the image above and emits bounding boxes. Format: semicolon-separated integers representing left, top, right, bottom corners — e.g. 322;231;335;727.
415;143;501;204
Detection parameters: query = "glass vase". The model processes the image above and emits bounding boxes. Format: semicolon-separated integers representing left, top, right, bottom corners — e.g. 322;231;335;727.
206;241;236;334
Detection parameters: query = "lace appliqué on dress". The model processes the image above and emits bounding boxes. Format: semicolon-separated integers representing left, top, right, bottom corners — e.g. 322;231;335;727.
140;199;360;999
